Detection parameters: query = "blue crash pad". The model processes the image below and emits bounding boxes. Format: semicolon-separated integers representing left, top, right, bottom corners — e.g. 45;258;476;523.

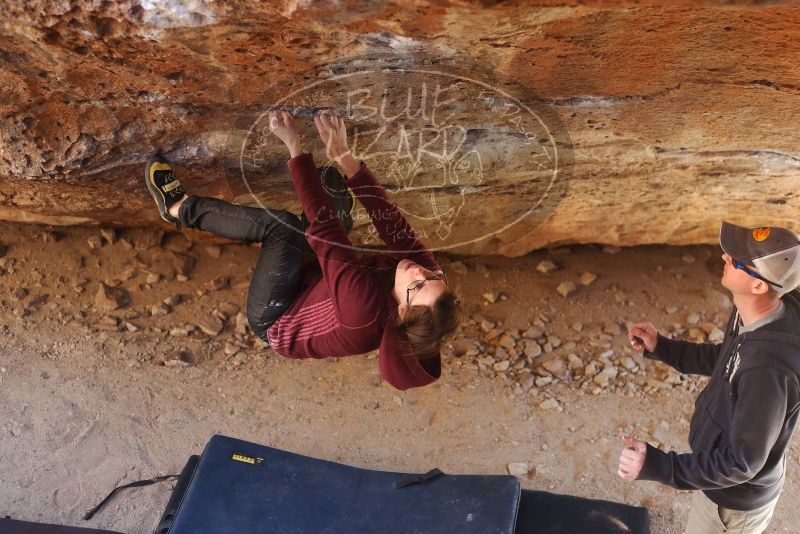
162;434;521;534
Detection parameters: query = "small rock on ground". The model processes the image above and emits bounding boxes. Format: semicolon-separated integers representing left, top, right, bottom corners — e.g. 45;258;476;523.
556;281;577;298
95;283;131;311
507;462;529;477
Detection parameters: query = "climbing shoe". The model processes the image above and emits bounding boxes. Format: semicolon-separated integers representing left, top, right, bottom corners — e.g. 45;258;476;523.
145;155;186;229
319;165;355;234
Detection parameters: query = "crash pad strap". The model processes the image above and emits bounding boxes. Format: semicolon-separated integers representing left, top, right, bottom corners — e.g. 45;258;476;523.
0;517;123;534
83;474;179;520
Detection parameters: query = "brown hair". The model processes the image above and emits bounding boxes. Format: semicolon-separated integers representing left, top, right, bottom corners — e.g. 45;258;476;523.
396;289;460;360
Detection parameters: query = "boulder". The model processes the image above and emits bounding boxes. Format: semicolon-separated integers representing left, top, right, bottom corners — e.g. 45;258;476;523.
0;2;796;256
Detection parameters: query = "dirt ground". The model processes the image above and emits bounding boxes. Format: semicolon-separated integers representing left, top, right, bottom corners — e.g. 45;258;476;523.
0;221;797;534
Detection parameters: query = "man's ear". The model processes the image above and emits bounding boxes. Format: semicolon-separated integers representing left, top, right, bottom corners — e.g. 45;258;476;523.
751;279;770;296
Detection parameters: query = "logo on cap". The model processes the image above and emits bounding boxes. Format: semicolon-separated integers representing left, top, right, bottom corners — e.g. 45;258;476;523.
752;228;771;242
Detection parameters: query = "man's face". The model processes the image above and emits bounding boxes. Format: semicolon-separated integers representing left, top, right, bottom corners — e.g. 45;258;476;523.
720;252;768;296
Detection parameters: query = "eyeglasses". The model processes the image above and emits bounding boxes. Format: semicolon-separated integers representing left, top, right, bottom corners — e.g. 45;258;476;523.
733;259;783;288
406;271;448;306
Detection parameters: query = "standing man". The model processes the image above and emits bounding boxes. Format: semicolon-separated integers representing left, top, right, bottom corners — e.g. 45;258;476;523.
619;222;800;534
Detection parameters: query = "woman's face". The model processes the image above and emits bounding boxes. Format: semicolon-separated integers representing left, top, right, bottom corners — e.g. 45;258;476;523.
393;259;448;314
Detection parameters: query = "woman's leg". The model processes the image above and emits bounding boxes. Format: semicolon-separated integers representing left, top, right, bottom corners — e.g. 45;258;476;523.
174;163;352;246
177;195;302;245
173;176;353;340
178;196;307;340
245;223;306;341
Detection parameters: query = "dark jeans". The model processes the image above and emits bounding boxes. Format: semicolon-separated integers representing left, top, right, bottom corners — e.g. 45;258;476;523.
178;196;311;341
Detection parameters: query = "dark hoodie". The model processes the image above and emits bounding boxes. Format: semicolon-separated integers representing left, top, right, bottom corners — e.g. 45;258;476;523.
639;291;800;510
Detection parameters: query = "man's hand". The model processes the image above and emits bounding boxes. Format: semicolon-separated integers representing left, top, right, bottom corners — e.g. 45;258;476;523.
628;322;658;352
269;110;302;158
618;436;647;480
314;110;351;163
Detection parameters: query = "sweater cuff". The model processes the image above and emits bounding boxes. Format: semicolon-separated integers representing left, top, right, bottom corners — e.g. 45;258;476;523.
287;153;332;224
644;333;670;362
345;160;371;187
638;442;670;483
287;152;316;175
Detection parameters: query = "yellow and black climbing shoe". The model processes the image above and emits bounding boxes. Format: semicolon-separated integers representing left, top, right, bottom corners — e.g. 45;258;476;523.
145;155;186;229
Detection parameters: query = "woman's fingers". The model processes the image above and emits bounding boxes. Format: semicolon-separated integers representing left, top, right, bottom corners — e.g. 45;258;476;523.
317;110;346;135
270;108;344;136
324;111;339;132
312;110;349;161
315;117;331;143
316;113;327;131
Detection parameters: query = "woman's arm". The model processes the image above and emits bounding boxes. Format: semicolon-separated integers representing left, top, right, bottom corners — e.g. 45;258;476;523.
315;112;441;273
337;152;362;178
345;159;440;273
268;110;304;158
286;154;385;329
271;111;384;328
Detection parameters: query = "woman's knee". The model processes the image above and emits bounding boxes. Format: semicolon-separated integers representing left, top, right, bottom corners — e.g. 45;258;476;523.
260;209;303;243
246;298;290;339
246;306;269;340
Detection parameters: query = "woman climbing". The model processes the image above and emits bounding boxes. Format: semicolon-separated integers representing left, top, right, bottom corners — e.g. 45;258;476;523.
145;110;459;390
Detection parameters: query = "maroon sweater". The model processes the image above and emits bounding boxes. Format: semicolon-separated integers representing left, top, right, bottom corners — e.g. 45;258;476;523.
266;153;443;390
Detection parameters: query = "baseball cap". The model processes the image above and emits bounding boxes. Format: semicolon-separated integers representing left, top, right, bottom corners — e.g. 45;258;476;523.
720;221;800;295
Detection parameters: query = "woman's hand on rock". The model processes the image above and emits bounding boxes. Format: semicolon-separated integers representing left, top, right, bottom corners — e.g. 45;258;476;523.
269;110;303;158
314;110;351;163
